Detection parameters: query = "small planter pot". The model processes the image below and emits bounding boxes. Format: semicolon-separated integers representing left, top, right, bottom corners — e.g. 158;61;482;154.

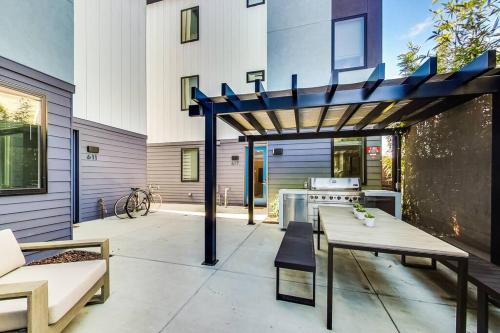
365;218;375;227
352;207;358;214
355;211;365;220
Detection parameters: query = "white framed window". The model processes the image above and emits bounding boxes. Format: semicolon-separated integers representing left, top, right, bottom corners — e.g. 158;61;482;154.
247;0;265;8
0;83;47;196
181;75;199;111
181;148;199;182
334;16;366;70
181;6;199;43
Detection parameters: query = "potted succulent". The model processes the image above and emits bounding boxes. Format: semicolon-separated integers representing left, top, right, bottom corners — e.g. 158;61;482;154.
352;203;362;214
364;212;376;227
355;207;366;220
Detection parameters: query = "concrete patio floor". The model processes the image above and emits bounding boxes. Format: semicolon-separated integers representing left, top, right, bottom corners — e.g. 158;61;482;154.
64;204;500;333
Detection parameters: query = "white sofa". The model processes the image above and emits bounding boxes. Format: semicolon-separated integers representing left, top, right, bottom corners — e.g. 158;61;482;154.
0;229;110;333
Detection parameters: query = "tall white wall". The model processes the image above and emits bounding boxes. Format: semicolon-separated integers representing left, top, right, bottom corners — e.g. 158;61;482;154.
147;0;267;143
74;0;147;135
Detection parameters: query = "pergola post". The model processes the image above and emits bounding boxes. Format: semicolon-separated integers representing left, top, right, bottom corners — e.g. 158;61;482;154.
392;133;402;192
248;137;255;225
203;102;218;266
492;93;500;265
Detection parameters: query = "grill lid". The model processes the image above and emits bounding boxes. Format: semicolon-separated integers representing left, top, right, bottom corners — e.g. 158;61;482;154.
308;177;360;191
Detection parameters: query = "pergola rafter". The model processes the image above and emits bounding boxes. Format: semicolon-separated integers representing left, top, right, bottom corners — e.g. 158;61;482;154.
189;50;500;267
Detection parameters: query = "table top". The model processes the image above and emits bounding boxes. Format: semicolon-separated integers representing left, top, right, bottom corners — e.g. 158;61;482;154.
319;206;468;258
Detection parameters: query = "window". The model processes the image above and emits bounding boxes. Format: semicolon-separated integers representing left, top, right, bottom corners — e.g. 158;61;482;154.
181;6;199;43
334;16;366;70
181;148;199;182
0;84;46;196
332;138;364;183
247;0;265;7
246;70;265;83
181;75;199;111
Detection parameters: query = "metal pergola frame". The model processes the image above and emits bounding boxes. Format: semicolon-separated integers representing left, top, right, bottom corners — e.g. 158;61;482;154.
189;50;500;266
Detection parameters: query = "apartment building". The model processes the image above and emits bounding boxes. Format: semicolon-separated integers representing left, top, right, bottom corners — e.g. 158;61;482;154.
0;0;148;258
146;0;383;207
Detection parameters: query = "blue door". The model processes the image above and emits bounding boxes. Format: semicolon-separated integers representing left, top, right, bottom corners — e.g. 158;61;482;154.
245;146;267;206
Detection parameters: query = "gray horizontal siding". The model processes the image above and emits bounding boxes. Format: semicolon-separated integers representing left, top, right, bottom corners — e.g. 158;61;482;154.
147;140;246;205
73;118;147;222
268;139;331;201
0;61;74;261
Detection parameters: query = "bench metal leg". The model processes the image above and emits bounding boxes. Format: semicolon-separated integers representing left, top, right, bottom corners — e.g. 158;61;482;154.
401;255;437;270
317;215;321;251
327;244;333;330
276;266;315;307
456;259;468;333
477;286;488;333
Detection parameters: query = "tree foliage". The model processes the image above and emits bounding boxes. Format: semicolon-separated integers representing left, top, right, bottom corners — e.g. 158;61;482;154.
12;98;34;124
398;0;500;75
0;104;8;122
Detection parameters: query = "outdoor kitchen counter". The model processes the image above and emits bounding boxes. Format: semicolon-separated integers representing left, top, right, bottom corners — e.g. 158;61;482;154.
318;206;469;333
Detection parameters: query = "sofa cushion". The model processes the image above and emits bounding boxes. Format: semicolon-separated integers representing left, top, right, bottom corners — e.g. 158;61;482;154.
0;260;106;331
0;229;26;278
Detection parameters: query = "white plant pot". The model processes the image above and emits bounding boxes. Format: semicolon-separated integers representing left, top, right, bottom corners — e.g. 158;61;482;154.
365;218;375;227
352;207;358;214
355;211;365;220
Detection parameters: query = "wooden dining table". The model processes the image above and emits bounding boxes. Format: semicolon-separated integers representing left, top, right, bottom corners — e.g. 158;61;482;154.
318;206;469;332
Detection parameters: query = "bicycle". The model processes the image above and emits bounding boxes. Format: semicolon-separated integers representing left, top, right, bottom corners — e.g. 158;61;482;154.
114;187;151;219
145;184;163;212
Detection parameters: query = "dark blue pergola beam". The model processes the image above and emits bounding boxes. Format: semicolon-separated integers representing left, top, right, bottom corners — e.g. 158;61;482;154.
292;74;300;133
336;104;361;131
221;83;242;110
447;50;496;83
375;51;495;129
353;102;395;131
402;57;437;89
255;80;282;134
363;63;385;98
242;113;266;135
317;70;339;132
219;114;247;134
188;74;500;117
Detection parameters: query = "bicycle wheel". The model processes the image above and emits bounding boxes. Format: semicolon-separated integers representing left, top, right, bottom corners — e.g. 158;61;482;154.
126;190;151;218
151;193;163;211
114;195;129;219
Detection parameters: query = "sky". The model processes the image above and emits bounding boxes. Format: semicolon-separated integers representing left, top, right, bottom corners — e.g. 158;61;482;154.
383;0;438;78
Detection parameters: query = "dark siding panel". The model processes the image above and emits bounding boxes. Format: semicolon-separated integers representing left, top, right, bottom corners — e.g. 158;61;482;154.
0;65;73;259
268;139;331;201
73;118;147;222
147;140;246;205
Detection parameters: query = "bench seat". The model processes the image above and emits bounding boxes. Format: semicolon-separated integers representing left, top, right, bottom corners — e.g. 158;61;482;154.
0;260;107;332
275;222;316;306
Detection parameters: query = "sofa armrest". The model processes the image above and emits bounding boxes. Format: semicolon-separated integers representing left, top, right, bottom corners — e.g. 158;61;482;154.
20;239;109;259
0;281;49;332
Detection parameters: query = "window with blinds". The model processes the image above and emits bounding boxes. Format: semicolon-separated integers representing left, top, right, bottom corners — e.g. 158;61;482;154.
181;6;199;44
334;16;366;70
181;148;199;182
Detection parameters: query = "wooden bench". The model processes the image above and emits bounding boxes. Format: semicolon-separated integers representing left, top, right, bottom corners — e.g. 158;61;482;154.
274;222;316;306
439;254;500;333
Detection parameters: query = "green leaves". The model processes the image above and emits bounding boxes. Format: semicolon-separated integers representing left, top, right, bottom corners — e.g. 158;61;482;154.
398;0;499;75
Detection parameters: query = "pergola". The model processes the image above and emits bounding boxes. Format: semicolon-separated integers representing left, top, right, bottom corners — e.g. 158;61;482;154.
189;50;500;266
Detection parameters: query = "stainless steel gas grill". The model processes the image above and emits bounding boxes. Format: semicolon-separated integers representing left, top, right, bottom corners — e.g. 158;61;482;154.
307;178;362;231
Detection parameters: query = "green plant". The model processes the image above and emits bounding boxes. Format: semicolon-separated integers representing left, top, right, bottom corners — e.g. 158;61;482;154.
353;203;362;209
356;207;366;213
365;212;375;219
398;0;500;74
269;194;279;218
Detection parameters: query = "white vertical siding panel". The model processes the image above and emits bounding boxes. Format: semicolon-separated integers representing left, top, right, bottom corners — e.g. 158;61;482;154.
111;0;123;129
99;0;113;126
74;0;146;135
146;0;267;143
74;0;86;119
86;0;100;122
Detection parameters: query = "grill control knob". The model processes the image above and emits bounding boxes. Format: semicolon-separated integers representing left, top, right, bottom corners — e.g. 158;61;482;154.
314;195;318;199
345;196;349;200
322;196;326;199
330;196;334;200
337;196;341;200
310;195;314;200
